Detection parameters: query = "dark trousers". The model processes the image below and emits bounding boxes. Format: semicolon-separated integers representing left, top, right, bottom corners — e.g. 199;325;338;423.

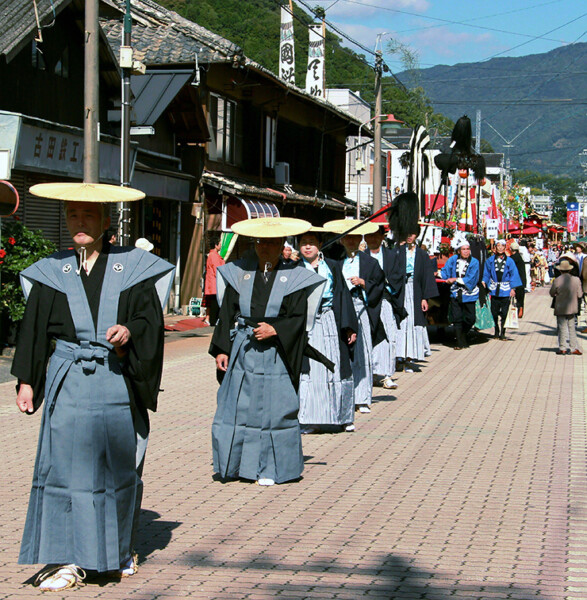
205;294;219;325
450;298;476;346
514;286;525;309
490;295;510;335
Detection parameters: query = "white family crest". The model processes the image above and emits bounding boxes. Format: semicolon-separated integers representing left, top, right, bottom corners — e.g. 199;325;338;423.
113;263;124;273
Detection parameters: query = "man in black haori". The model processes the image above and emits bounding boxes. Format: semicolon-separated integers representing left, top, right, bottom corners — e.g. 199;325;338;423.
13;183;174;592
210;217;327;486
323;219;386;415
364;225;406;389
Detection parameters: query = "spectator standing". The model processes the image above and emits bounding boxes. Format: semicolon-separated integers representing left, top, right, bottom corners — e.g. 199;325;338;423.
509;241;527;318
574;243;585;271
550;258;583;355
518;240;532;292
204;237;225;325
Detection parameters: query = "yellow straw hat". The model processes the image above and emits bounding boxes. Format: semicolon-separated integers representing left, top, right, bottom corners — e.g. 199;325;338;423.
29;182;146;203
323;218;379;236
231;217;311;238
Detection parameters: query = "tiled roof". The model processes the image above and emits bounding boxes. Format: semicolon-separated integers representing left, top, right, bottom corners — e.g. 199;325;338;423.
0;0;71;60
101;0;242;65
102;0;363;127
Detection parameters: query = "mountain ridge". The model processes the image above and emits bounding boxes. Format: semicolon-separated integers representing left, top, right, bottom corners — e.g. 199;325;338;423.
397;42;587;176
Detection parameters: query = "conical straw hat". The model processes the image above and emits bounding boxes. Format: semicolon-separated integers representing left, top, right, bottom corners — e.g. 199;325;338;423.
323;218;379;236
29;182;146;203
231;217;311;238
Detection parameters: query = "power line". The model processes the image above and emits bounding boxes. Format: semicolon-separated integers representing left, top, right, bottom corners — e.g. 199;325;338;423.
480;12;587;61
312;0;584;45
392;0;567;36
294;0;376;57
290;0;407;90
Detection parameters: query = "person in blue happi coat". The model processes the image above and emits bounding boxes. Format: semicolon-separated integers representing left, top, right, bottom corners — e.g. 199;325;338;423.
482;239;522;340
440;239;480;349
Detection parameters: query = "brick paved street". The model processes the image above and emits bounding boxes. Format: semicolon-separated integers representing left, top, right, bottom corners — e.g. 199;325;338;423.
1;287;586;600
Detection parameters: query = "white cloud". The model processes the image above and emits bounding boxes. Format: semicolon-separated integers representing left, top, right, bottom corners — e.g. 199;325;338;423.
414;28;491;58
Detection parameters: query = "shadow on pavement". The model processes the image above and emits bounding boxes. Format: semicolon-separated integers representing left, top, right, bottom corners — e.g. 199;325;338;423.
372;393;398;403
22;510;181;589
175;551;557;599
136;509;181;562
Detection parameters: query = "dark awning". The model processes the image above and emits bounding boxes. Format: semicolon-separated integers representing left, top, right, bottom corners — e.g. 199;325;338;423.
131;70;193;126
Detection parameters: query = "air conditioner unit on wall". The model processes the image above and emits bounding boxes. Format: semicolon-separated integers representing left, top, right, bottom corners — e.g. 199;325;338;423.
275;162;290;185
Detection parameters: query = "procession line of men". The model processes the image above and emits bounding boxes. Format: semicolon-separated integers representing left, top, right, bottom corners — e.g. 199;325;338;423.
12;185;529;594
208;216;440;489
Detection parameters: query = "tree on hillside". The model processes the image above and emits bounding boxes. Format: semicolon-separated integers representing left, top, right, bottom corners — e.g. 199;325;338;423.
551;194;567;225
157;0;450;135
382;41;453;140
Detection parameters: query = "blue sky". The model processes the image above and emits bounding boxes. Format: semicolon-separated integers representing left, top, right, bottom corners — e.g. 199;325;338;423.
308;0;587;71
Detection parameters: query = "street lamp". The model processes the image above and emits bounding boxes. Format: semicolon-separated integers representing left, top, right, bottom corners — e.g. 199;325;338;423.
356;113;404;219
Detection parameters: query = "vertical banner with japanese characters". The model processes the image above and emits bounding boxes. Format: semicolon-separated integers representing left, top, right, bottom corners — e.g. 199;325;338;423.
486;219;499;240
279;5;295;85
567;201;579;233
305;24;324;97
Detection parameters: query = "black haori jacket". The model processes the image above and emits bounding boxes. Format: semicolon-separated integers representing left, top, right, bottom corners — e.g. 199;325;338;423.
391;244;439;327
345;251;386;346
365;245;408;327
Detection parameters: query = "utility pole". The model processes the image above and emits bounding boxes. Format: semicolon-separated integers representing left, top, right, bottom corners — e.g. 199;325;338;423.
372;50;383;213
475;109;481;154
84;0;99;183
119;0;132;245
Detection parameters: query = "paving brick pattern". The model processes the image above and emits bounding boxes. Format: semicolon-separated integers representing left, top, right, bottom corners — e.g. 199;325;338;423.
0;288;585;599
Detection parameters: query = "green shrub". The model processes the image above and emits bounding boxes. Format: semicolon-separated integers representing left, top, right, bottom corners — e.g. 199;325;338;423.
0;219;56;322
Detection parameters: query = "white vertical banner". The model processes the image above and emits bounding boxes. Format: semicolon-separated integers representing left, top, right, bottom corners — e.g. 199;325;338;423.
305;24;324;97
486;219;499;240
279;6;295;85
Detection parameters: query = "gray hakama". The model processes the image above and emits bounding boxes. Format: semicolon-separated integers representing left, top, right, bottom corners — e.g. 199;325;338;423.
298;307;354;426
396;278;428;361
17;249;173;571
351;295;374;406
212;262;325;484
372;297;397;378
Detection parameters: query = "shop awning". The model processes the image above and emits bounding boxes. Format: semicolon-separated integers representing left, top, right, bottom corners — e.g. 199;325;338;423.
131;70;192;126
222;195;280;231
